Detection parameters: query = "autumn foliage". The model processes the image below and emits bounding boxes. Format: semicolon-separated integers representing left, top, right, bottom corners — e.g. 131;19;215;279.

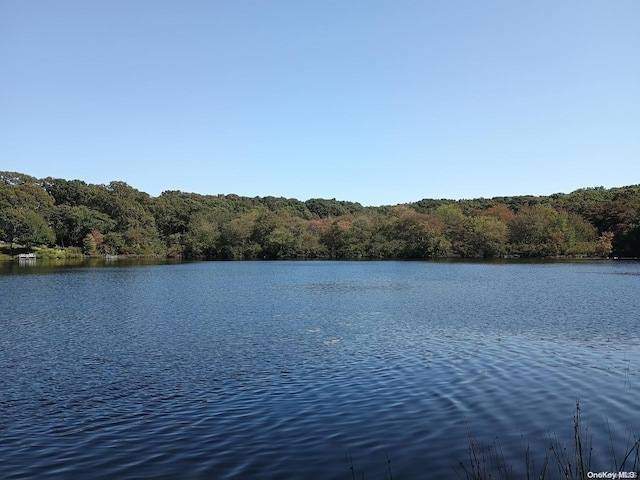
2;172;638;259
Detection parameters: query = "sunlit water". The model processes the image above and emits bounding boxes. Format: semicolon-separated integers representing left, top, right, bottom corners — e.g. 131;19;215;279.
1;260;639;479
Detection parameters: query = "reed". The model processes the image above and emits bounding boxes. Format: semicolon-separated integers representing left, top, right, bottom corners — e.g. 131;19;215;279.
346;447;394;480
458;401;639;480
345;402;638;479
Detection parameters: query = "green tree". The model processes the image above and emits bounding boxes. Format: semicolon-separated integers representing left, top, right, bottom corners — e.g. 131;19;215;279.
50;205;115;247
508;205;558;255
183;214;220;258
82;232;98;255
0;208;54;250
384;206;450;258
322;217;354;258
100;182;163;253
462;216;508;258
0;172;55;225
219;211;260;259
153;191;203;238
508;205;600;256
434;204;467;255
265;226;297;258
41;177;97;207
102;232;125;255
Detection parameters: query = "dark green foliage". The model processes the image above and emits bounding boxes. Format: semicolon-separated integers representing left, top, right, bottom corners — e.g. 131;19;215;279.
0;208;54;249
42;177;98;207
1;171;638;258
305;198;365;218
218;211;260;259
51;205;115;247
153;191;205;237
183;213;220;259
102;232;125;255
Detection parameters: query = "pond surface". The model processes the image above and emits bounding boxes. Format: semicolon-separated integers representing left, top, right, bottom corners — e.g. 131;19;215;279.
1;260;639;479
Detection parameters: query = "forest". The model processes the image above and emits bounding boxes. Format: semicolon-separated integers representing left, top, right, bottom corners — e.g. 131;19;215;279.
1;171;639;260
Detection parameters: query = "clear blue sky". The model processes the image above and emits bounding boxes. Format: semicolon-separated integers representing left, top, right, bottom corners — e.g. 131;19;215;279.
1;1;638;206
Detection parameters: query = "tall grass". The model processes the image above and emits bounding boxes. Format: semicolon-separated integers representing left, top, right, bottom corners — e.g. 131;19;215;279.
458;401;639;480
346;403;638;479
347;448;394;480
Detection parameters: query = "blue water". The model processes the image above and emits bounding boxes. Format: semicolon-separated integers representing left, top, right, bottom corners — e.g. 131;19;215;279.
1;260;639;478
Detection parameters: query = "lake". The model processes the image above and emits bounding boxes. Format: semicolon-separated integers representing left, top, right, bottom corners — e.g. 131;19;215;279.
1;260;638;479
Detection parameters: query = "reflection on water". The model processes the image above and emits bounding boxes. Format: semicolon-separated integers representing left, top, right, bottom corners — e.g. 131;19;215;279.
0;256;183;274
0;260;639;479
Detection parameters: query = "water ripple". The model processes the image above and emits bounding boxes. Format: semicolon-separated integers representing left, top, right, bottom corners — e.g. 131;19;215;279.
1;261;639;478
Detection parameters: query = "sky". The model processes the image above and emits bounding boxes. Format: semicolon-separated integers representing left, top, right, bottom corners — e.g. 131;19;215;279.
1;1;638;206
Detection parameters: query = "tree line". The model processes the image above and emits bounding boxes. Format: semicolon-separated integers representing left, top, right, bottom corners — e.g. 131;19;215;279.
1;171;639;259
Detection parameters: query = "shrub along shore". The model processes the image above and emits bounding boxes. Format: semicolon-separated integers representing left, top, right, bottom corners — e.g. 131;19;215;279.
1;171;639;260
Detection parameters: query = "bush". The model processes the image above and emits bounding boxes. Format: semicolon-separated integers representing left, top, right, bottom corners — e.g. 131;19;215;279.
32;246;84;259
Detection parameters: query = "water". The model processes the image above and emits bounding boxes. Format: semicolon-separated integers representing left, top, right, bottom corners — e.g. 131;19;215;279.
1;260;639;479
